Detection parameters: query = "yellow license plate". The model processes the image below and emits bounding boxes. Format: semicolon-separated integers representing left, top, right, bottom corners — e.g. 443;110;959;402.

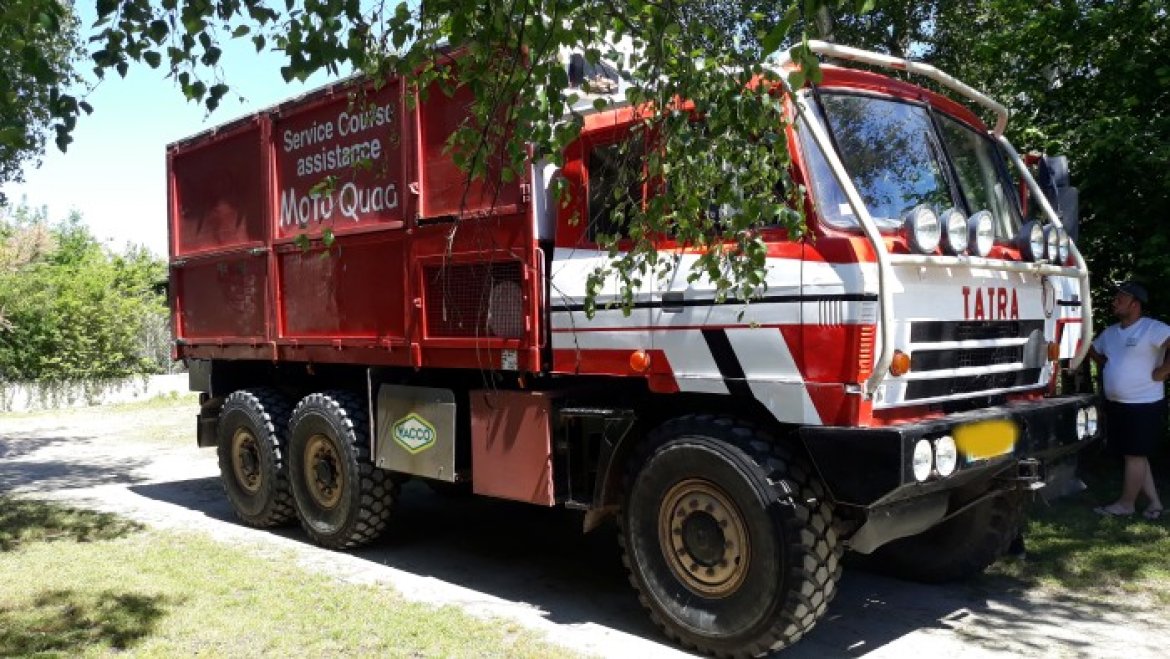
954;419;1018;460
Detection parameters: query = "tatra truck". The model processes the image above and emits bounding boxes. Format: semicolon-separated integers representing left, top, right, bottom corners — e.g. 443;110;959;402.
167;42;1098;656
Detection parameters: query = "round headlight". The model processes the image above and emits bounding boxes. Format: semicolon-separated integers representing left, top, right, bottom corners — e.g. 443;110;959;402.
1086;406;1098;436
1019;221;1045;261
904;205;941;254
1044;225;1061;263
1057;228;1071;264
1076;408;1089;439
912;439;934;482
941;208;968;255
934;435;958;477
968;210;994;257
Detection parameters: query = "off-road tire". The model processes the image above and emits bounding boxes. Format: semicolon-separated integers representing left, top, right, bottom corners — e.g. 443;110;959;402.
216;388;296;528
288;390;397;549
863;490;1026;583
620;415;842;657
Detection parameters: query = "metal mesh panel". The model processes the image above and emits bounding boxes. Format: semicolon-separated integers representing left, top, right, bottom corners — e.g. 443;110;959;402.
423;261;524;338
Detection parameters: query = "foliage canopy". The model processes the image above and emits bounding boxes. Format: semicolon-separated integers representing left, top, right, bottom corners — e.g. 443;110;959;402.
72;0;877;309
0;205;169;382
0;0;84;202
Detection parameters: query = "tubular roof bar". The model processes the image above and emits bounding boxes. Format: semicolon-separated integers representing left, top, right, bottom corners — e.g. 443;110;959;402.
804;40;1011;136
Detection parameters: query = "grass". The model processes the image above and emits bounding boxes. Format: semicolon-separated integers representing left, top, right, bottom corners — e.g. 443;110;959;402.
0;496;572;658
983;445;1170;605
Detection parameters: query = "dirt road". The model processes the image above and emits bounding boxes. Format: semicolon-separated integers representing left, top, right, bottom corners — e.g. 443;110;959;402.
2;399;1166;658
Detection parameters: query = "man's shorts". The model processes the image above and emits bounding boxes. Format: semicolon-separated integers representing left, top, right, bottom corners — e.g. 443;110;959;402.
1105;398;1167;457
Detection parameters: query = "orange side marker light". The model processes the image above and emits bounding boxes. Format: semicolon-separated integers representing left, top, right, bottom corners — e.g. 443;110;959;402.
889;350;911;377
630;350;652;373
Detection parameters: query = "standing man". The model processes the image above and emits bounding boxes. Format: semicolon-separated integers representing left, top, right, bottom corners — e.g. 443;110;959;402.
1090;282;1170;519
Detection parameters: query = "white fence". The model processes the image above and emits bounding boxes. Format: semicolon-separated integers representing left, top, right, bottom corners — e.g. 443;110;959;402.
0;373;189;413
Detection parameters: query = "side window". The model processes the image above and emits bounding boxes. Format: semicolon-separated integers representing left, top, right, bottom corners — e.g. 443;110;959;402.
587;142;643;243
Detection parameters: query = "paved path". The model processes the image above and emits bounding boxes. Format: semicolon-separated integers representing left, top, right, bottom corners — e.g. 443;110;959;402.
3;401;1167;657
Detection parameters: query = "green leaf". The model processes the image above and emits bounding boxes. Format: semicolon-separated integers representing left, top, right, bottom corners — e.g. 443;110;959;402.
761;6;800;57
143;51;161;68
96;0;119;19
148;19;169;43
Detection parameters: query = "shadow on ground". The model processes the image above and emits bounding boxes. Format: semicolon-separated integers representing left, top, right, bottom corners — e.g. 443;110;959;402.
0;496;143;551
0;431;151;493
128;476;1152;657
0;590;167;655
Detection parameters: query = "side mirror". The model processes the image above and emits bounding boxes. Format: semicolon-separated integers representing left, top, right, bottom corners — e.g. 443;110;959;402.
1036;156;1080;242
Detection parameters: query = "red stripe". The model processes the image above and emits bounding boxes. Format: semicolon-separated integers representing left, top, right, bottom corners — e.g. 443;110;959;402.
550;322;802;333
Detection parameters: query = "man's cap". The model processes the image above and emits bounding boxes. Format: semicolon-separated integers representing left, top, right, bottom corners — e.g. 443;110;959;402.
1117;281;1149;304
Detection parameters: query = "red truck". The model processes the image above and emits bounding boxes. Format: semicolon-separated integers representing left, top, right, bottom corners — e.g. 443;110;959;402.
168;42;1098;656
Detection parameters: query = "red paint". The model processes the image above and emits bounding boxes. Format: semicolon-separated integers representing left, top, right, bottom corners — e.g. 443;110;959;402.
470;390;556;506
169;63;539;371
272;80;405;238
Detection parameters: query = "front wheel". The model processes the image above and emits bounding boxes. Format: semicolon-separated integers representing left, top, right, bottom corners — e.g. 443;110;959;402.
620;416;841;657
288;391;396;549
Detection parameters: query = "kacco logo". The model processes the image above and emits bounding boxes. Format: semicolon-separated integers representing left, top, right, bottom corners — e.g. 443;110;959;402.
392;413;436;454
962;286;1020;320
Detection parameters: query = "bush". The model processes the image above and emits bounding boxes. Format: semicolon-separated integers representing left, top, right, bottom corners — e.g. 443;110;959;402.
0;205;169;382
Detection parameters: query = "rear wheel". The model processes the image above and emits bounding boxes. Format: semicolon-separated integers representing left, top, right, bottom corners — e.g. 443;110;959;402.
288;391;396;549
863;490;1026;583
620;415;841;657
216;388;295;528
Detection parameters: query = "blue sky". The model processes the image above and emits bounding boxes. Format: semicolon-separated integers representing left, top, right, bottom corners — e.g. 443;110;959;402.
1;3;340;257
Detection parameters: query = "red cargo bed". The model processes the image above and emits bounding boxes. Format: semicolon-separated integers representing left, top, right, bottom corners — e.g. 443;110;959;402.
168;74;542;373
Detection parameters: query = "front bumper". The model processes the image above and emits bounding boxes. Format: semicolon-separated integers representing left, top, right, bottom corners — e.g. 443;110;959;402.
800;393;1101;509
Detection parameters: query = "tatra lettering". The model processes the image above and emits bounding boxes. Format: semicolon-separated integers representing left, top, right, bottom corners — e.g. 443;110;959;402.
962;285;1020;320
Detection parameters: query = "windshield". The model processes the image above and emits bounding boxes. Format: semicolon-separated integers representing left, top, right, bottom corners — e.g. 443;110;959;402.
935;115;1021;238
801;91;1020;238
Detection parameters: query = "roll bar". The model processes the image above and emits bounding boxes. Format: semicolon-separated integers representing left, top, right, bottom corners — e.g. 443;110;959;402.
772;41;1092;398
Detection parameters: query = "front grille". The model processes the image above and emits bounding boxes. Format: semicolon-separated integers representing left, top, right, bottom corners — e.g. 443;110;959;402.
912;345;1021;371
910;320;1043;343
902;319;1045;403
906;368;1042;400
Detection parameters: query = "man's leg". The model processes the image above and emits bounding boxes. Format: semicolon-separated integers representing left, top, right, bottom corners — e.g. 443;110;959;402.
1116;455;1147;511
1140;460;1163;514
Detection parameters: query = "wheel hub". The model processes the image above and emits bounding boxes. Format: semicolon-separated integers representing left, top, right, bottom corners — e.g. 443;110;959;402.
231;429;263;494
658;479;750;598
304;433;344;509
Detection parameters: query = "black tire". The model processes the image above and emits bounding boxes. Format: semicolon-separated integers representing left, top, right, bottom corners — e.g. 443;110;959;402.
216;388;296;528
863;490;1026;583
620;415;841;657
288;390;396;549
